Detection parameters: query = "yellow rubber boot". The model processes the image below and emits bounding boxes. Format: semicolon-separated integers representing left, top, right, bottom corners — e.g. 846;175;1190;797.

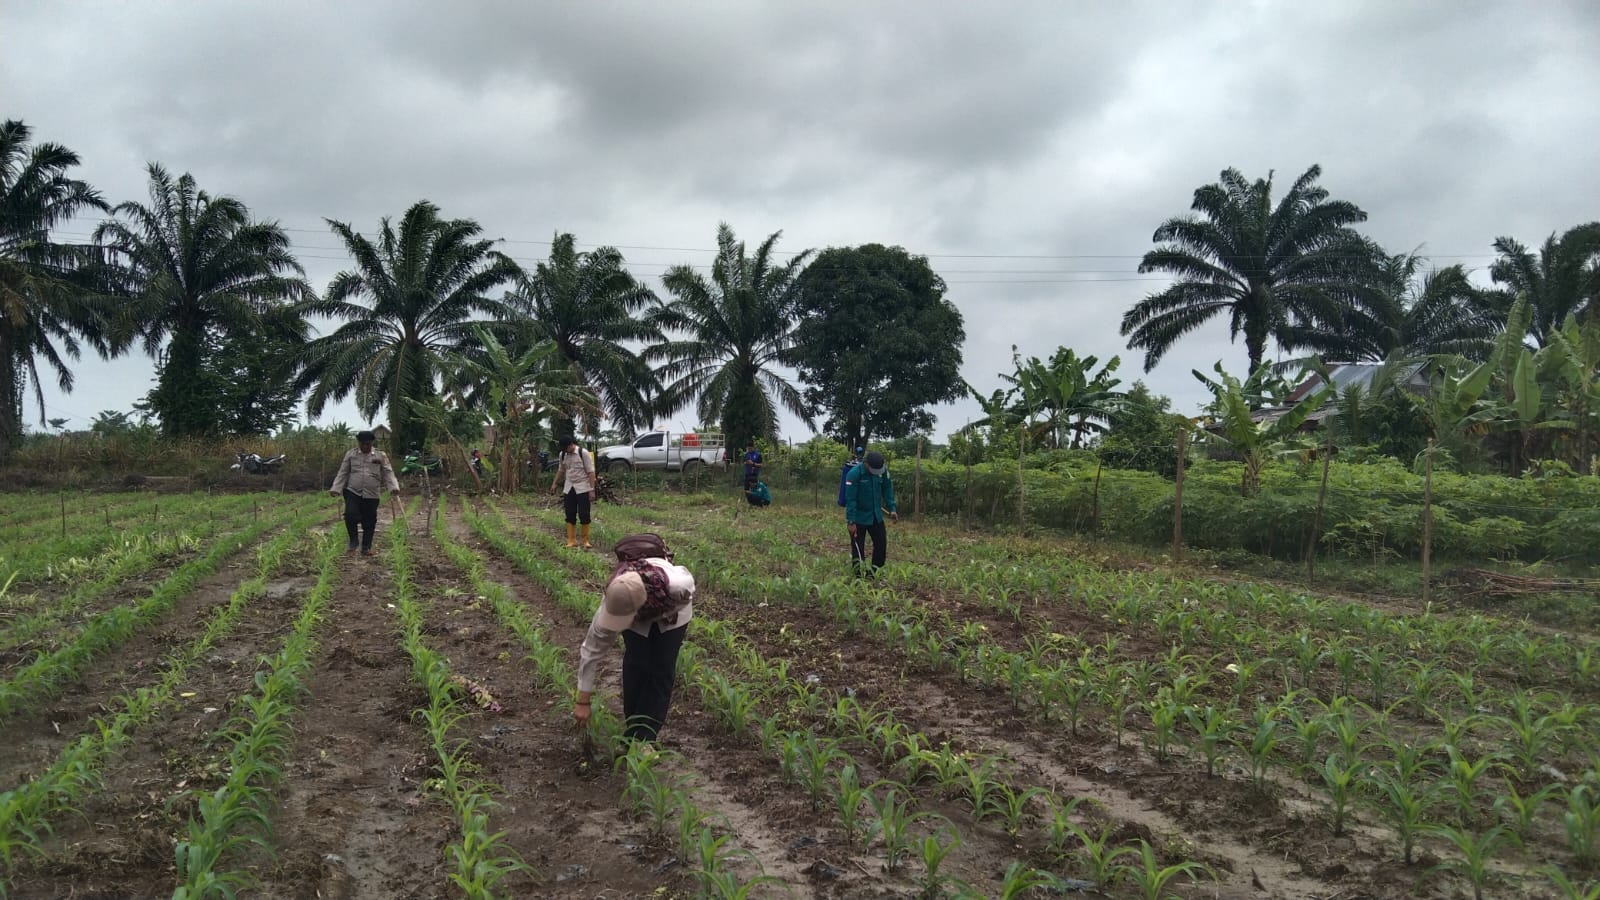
565;523;577;548
581;524;592;549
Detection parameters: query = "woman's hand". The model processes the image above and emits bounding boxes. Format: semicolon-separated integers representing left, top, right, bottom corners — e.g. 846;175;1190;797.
572;702;591;725
588;489;596;501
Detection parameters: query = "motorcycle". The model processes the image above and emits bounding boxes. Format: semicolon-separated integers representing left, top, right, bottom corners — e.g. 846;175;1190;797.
400;448;445;476
230;451;285;475
524;450;559;474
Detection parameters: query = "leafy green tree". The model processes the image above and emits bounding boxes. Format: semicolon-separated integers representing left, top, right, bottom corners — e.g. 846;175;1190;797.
1001;346;1124;449
205;305;310;435
1537;313;1600;473
1122;164;1379;373
0;120;110;460
789;244;965;449
506;233;662;434
1489;223;1600;345
94;164;311;437
1194;362;1332;496
648;223;815;450
296;200;521;454
1095;382;1184;477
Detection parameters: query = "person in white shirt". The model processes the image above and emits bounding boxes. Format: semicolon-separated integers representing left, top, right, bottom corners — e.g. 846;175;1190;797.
328;430;400;555
549;434;597;548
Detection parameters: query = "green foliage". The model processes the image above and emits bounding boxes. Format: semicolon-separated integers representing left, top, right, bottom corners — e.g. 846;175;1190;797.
648;223;815;450
95;164;312;438
0;119;110;462
1096;382;1183;477
789;244;965;448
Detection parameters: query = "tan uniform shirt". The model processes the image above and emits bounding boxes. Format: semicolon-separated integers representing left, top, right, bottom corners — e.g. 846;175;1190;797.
557;448;596;494
331;448;400;499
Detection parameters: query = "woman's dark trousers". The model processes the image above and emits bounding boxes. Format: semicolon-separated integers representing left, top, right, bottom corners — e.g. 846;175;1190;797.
563;488;592;524
620;623;688;742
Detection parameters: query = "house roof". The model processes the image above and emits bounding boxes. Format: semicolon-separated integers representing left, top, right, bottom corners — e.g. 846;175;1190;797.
1286;361;1429;402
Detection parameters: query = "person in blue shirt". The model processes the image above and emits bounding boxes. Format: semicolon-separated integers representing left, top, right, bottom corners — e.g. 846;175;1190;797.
744;481;772;507
741;443;763;490
843;450;897;575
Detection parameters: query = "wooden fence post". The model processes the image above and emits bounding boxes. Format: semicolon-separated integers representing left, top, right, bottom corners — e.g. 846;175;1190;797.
1017;426;1026;532
914;437;923;523
60;493;67;538
1172;427;1187;561
1306;443;1333;582
1422;439;1434;605
1090;457;1104;534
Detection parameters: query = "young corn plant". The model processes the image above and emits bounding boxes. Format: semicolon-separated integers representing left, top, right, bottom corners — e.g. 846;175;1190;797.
1115;840;1210;900
1542;866;1600;900
1366;767;1441;864
1183;705;1237;778
995;861;1057;900
798;734;846;811
1566;783;1600;867
1234;700;1285;793
1043;794;1095;858
868;787;940;873
1443;746;1508;828
1423;824;1512;900
1064;822;1138;888
913;828;969;899
1318;754;1363;837
989;783;1048;837
959;755;1006;822
1144;696;1184;764
1493;781;1558;847
832;765;877;847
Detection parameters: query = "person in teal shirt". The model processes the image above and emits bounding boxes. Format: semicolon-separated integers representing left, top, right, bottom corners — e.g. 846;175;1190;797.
745;481;772;507
843;450;897;574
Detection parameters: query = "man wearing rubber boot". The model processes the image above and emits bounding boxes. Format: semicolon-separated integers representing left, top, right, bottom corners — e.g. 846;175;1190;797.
550;434;597;548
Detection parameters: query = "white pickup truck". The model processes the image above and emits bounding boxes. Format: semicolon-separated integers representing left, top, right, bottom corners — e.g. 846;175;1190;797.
597;429;727;474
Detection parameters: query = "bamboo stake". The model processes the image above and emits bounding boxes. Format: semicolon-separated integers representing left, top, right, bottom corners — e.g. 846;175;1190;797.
1172;427;1187;561
1422;439;1434;605
914;437;923;523
1306;443;1333;582
1091;456;1103;534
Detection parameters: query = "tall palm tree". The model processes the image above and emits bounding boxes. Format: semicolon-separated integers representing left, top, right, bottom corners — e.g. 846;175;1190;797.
94;164;311;437
505;233;662;434
296;200;521;453
0;120;109;459
1321;249;1499;362
1489;223;1600;346
1121;164;1379;374
647;223;815;450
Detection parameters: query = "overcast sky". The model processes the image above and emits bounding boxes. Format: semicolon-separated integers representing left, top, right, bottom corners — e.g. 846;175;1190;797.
7;1;1597;443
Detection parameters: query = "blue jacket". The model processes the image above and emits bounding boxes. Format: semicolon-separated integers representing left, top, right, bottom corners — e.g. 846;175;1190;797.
843;463;896;525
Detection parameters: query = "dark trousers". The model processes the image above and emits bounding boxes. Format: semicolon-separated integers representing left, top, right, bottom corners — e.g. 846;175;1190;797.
850;520;888;574
620;622;687;742
342;490;380;550
563;488;592;525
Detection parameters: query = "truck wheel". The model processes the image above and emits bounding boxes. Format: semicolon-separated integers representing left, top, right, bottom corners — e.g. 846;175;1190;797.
681;459;700;475
607;459;632;475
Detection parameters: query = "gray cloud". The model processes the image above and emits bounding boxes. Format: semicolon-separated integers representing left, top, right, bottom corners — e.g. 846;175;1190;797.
5;0;1596;438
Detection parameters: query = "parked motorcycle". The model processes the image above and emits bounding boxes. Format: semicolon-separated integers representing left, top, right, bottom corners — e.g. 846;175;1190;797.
400;448;444;476
525;450;558;474
230;451;286;475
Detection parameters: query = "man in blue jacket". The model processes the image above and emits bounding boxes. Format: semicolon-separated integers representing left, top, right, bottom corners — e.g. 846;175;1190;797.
844;450;897;575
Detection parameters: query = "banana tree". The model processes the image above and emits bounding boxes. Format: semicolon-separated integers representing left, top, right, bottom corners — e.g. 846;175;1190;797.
1537;314;1600;474
1193;362;1332;496
1000;347;1126;449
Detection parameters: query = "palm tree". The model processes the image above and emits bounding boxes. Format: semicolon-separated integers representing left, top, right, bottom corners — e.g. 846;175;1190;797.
1122;165;1380;374
0;120;110;459
505;233;662;434
94;164;311;437
438;325;600;492
1488;223;1600;345
647;223;815;450
296;200;521;453
1333;250;1499;362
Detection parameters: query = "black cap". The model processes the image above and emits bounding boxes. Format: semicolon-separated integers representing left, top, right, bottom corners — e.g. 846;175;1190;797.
865;451;886;475
356;430;376;443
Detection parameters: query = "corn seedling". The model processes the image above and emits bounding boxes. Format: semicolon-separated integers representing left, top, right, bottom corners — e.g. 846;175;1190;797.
1443;746;1507;827
1318;754;1363;836
1115;840;1210;900
1566;783;1600;866
996;861;1056;900
913;828;966;899
1183;705;1236;778
1493;781;1558;847
868;786;938;872
1366;767;1441;864
1542;866;1600;899
1066;821;1138;886
1422;824;1511;900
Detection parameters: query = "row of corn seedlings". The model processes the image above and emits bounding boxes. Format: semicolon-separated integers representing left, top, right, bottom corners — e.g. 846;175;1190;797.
457;501;795;898
624;496;1600;897
171;528;342;898
665;495;1600;696
0;495;324;722
507;502;1212;898
0;498;268;653
0;516;320;896
0;492;259;591
386;507;529;898
0;490;194;545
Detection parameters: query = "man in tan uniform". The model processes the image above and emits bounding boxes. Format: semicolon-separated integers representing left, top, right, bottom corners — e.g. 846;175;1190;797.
329;430;401;555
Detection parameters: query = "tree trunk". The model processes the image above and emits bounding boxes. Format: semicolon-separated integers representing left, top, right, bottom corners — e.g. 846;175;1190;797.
0;330;22;463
